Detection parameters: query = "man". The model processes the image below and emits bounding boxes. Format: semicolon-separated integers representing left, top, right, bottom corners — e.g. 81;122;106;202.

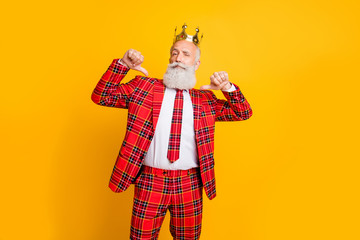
91;25;253;240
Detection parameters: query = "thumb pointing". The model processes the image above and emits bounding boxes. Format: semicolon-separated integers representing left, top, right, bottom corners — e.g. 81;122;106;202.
134;66;149;76
200;85;211;90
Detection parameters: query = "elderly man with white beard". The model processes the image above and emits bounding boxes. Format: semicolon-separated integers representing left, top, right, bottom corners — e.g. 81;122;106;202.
91;26;253;240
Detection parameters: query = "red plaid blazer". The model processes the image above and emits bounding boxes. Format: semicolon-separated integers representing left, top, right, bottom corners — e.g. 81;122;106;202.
91;59;253;200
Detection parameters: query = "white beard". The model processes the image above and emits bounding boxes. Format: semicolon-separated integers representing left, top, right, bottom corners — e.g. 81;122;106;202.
163;62;196;90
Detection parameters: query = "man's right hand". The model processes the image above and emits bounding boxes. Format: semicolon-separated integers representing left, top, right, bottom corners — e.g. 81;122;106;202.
121;49;148;76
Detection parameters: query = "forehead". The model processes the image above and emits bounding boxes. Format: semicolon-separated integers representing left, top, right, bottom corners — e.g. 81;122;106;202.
171;40;197;53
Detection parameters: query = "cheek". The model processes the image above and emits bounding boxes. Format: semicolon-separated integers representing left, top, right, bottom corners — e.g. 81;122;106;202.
188;56;196;65
187;59;195;66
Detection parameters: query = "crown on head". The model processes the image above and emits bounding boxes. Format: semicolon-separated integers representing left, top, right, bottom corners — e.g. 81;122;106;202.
173;23;203;46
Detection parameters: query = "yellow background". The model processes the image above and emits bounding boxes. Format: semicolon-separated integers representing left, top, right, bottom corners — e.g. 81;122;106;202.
1;0;359;239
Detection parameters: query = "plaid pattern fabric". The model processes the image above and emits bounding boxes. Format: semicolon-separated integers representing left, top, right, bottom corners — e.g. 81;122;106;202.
167;89;184;162
91;59;253;200
131;166;203;240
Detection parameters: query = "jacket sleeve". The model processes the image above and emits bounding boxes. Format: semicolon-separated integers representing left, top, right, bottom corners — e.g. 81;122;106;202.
204;83;253;121
91;59;139;109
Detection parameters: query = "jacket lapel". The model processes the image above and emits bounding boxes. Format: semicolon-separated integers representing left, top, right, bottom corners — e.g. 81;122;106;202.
152;79;165;130
189;89;202;132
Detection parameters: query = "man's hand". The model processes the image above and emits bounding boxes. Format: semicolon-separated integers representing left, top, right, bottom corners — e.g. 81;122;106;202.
200;71;232;91
121;49;148;76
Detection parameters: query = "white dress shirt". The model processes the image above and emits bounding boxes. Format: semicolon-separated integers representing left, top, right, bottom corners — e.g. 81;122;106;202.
144;88;199;170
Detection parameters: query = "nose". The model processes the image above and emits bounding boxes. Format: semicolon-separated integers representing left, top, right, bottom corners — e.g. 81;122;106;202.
175;53;183;63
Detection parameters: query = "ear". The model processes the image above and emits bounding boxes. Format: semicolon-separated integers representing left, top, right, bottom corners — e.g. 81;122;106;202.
195;60;201;71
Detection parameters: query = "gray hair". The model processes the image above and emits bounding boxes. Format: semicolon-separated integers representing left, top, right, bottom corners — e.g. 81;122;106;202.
195;46;201;62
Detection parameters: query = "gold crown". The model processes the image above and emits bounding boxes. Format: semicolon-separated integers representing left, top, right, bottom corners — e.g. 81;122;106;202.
173;23;203;46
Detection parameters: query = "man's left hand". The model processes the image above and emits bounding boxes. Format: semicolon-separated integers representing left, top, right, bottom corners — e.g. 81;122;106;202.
200;71;232;91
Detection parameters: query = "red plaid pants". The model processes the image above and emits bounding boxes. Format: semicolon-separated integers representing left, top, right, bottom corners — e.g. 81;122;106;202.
130;165;203;240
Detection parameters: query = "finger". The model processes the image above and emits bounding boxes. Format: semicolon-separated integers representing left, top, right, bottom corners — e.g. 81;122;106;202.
133;54;144;67
214;72;220;79
213;77;221;86
128;50;139;62
131;59;140;67
133;52;141;60
133;59;142;67
224;72;229;81
127;53;135;64
136;55;144;65
128;49;137;57
128;54;137;65
210;75;215;83
127;49;134;60
214;72;223;84
219;81;229;90
210;75;220;86
219;72;226;81
211;73;218;82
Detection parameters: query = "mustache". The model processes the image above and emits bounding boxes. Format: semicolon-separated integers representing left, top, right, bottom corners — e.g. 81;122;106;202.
168;62;190;69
